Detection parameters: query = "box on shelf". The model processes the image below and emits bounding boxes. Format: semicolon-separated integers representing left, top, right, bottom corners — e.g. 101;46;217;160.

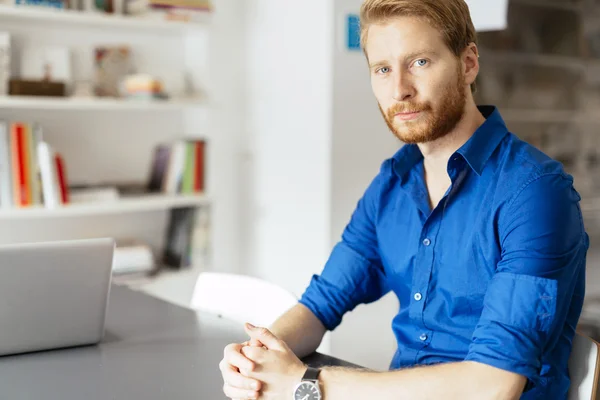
9;79;66;97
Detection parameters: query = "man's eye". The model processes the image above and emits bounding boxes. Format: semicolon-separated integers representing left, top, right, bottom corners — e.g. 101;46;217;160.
377;67;390;74
415;59;428;67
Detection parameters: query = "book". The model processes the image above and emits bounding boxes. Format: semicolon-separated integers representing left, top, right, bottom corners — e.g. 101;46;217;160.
37;141;61;209
10;123;30;207
55;153;69;204
194;140;205;193
181;141;196;194
148;140;206;195
147;145;171;193
0;121;12;208
163;207;196;268
163;140;186;194
28;123;43;206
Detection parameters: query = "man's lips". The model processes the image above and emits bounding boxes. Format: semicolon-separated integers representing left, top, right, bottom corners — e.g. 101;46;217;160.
394;111;422;121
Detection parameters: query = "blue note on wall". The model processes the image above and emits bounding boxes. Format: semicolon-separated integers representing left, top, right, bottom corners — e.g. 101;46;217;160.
346;14;361;51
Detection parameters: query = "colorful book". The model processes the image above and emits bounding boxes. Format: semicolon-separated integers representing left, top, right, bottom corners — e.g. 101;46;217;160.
181;142;196;194
11;123;30;207
194;140;205;193
55;153;69;204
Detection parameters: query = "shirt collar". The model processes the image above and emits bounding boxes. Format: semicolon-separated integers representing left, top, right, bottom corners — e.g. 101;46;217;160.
391;105;508;179
456;106;509;176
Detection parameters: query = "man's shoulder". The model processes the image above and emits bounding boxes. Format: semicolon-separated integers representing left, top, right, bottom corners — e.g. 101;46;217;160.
493;133;579;211
497;132;572;187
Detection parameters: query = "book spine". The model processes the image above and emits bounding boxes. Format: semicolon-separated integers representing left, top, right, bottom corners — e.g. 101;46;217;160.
163;141;186;194
37;141;60;209
181;142;195;194
194;140;205;193
28;123;42;205
0;121;12;208
11;123;28;207
21;123;32;206
55;153;69;204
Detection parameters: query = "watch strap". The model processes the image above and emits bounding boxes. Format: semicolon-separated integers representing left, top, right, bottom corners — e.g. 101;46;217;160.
302;367;321;382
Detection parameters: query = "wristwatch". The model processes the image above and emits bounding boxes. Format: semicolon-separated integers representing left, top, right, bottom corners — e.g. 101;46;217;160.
292;367;322;400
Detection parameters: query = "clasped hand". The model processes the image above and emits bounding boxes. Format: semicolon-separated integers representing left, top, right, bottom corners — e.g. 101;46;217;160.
220;323;307;399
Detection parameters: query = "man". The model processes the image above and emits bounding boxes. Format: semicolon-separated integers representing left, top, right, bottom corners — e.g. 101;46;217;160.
220;0;589;399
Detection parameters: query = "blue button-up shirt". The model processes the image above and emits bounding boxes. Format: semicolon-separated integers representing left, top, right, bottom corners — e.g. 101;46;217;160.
299;106;588;399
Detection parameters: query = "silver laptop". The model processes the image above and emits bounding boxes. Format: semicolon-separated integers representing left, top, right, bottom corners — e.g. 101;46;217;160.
0;238;114;356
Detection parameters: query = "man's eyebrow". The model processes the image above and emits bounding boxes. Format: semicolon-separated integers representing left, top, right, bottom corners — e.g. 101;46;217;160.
403;49;439;61
369;60;389;69
369;49;440;69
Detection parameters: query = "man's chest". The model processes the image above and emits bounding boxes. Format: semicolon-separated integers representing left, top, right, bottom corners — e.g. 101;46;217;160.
375;188;502;304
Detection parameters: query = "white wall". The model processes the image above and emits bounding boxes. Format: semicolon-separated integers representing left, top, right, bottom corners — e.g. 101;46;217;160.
244;0;334;297
200;0;247;274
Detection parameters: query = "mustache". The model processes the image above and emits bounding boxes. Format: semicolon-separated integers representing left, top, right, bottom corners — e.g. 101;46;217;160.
387;102;431;117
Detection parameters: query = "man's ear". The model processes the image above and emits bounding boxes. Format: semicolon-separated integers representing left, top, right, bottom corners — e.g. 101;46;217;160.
462;42;479;87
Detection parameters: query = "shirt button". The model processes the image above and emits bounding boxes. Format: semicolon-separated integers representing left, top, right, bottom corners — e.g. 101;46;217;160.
414;293;422;301
423;238;431;246
419;333;428;341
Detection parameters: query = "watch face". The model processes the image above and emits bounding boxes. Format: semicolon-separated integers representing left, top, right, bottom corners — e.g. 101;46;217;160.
294;381;321;400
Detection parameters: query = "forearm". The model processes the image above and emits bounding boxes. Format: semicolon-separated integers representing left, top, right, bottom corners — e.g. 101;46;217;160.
269;303;327;358
319;361;526;400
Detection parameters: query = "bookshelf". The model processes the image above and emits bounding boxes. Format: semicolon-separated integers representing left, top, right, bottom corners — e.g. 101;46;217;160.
0;4;208;32
0;1;243;306
0;194;209;219
0;95;207;111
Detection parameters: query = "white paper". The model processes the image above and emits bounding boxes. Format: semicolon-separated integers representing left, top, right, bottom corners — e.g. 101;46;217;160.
465;0;509;32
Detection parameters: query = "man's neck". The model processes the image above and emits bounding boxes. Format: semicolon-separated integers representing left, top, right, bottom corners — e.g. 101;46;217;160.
419;101;485;179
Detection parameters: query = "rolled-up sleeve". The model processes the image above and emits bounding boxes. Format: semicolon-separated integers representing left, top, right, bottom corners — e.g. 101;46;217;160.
465;173;588;388
299;169;389;331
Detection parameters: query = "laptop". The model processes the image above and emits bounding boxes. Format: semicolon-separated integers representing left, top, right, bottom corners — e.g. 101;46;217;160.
0;238;115;356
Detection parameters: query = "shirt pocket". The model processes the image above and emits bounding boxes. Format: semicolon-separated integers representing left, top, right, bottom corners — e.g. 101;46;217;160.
480;272;557;333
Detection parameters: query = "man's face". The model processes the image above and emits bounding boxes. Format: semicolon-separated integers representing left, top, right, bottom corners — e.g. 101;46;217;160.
366;17;467;144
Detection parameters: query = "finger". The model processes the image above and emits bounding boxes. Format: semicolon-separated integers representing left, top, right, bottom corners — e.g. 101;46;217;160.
244;323;283;350
241;345;268;364
221;362;262;391
223;384;259;399
224;344;255;371
249;338;265;348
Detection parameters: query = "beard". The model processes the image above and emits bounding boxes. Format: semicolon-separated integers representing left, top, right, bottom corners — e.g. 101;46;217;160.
379;67;467;144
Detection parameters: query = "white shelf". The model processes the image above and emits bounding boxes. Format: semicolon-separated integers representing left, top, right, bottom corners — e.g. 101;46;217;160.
0;194;209;219
0;96;206;111
0;5;208;32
